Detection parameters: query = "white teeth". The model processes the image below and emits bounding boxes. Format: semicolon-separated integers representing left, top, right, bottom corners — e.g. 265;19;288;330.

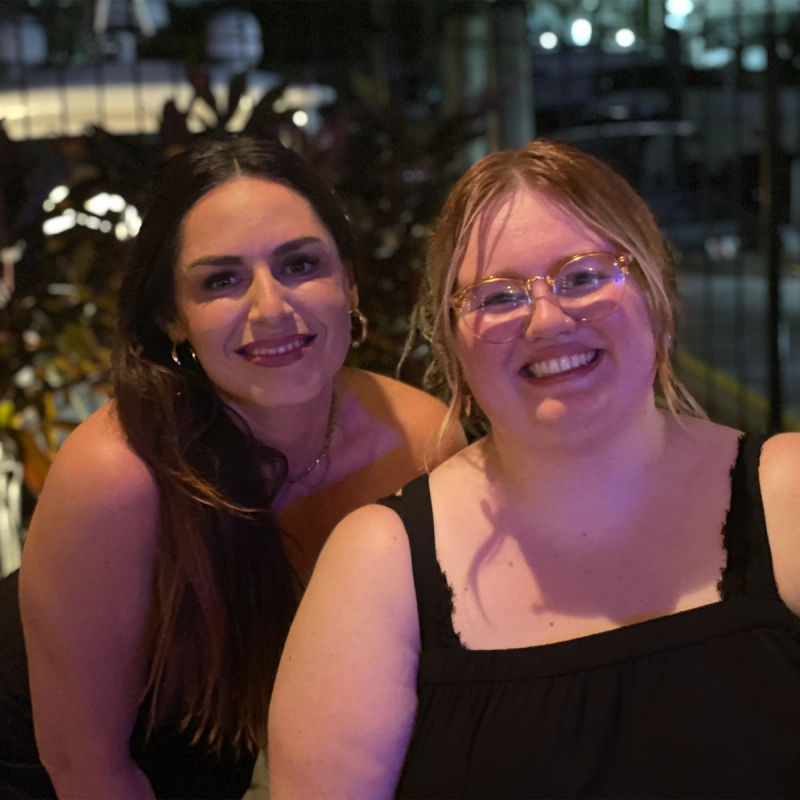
248;338;307;357
527;350;597;379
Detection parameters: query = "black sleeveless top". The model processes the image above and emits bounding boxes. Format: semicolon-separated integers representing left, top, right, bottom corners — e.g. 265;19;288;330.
382;433;800;799
0;570;256;799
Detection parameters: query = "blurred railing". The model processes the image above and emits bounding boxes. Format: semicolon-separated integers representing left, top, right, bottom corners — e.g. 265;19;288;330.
529;4;800;433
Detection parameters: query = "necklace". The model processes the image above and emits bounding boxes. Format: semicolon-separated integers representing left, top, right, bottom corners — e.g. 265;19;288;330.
286;392;339;484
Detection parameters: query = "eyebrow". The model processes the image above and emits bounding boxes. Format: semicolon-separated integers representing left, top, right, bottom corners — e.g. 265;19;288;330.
185;236;326;271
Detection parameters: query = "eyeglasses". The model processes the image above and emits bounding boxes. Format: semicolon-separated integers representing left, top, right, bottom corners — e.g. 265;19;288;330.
451;251;633;344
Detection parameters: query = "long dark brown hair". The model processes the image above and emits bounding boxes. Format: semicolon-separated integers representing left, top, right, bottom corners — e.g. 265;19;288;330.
112;137;357;752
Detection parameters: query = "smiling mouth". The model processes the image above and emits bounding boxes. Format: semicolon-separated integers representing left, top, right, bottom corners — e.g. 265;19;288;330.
523;350;599;379
238;334;316;358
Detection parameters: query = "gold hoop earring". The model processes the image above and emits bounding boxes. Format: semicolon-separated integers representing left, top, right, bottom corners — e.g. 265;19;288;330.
171;341;196;367
350;309;368;348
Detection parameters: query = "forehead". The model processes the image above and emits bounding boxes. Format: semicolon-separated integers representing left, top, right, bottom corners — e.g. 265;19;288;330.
178;177;335;262
457;188;610;286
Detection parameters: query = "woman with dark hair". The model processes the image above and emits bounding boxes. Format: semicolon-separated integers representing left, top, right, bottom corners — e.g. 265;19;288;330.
269;140;800;799
0;137;464;799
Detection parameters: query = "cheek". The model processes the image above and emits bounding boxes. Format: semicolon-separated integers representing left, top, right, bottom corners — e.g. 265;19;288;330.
184;302;243;345
315;290;352;337
456;329;513;397
628;293;658;357
607;293;658;377
326;303;353;354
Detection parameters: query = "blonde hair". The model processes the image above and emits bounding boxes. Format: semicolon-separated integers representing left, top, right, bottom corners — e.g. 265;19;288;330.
408;139;705;436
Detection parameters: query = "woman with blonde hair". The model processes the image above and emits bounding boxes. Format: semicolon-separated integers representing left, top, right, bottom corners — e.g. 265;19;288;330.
269;140;800;798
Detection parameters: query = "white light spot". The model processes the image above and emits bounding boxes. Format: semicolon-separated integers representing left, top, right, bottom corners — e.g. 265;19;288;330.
571;18;592;47
108;194;126;213
22;329;40;348
615;28;635;48
665;13;686;29
115;222;129;241
666;0;694;15
84;193;110;216
742;44;767;72
13;366;37;389
48;185;69;203
539;31;558;50
99;220;112;233
85;215;101;230
42;199;55;212
42;215;76;236
124;206;141;236
292;110;309;127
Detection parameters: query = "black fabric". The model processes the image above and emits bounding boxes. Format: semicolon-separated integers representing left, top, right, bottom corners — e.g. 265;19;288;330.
0;570;256;799
384;433;800;799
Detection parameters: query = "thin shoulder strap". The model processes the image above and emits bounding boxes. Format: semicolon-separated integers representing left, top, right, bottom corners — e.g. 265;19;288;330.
720;432;781;601
379;475;463;651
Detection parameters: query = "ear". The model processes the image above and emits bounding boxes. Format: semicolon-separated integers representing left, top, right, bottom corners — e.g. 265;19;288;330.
343;262;359;309
347;282;359;311
158;315;188;346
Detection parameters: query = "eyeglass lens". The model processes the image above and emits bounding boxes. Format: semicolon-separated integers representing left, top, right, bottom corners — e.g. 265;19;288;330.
460;254;626;343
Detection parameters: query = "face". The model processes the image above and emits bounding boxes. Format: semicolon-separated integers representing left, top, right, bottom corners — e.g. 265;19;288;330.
169;177;356;409
454;188;657;441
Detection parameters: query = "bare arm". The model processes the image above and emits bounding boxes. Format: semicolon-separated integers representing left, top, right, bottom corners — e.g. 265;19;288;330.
268;503;419;799
19;407;159;799
760;432;800;616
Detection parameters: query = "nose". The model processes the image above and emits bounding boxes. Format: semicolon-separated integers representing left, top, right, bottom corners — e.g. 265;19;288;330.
248;267;293;323
522;279;576;339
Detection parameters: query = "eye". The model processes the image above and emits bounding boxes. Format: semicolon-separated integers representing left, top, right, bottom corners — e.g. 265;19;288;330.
467;282;528;313
481;291;521;308
563;271;603;289
283;255;321;278
555;267;614;296
202;270;240;291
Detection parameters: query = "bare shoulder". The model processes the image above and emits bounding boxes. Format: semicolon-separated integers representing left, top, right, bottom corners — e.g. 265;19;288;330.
303;500;419;648
55;401;153;478
44;402;157;508
344;367;448;421
23;402;159;565
759;433;800;614
759;432;800;508
760;431;800;472
342;368;467;463
315;501;414;590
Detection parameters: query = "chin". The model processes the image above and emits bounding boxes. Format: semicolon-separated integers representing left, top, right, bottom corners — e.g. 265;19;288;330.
247;381;330;409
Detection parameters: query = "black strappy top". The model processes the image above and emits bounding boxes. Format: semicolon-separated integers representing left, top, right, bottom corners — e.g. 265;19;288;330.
382;433;800;799
0;568;256;799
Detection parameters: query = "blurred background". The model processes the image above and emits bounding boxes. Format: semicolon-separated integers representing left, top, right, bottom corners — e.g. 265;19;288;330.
1;0;799;575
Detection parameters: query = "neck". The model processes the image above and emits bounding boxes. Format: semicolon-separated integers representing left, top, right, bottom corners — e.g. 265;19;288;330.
485;395;669;511
228;381;336;482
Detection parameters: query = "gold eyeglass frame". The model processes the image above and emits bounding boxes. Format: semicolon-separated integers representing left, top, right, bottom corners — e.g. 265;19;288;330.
451;251;633;333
